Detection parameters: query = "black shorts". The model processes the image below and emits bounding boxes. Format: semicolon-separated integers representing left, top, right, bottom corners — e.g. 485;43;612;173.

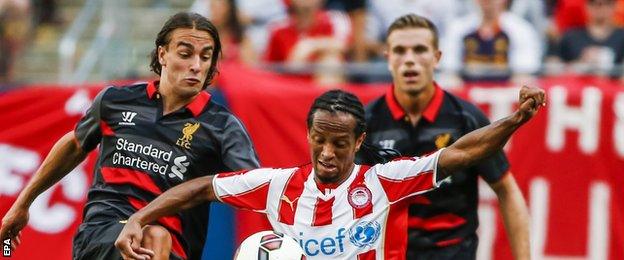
406;235;478;260
72;220;184;260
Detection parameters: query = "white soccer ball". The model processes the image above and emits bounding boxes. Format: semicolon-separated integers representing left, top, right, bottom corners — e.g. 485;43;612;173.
234;230;306;260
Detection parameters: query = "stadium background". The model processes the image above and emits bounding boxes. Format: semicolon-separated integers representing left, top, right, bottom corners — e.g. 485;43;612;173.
1;0;623;259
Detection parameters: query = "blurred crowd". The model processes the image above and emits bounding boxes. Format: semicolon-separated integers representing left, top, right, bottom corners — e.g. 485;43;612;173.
2;0;624;86
190;0;624;86
0;0;58;84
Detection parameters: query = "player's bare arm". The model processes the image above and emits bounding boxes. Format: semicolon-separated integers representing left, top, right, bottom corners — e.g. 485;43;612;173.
490;174;531;260
0;131;87;250
437;85;546;181
115;175;217;258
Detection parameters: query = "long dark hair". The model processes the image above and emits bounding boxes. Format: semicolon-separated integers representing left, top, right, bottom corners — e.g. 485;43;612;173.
149;12;222;89
307;90;401;164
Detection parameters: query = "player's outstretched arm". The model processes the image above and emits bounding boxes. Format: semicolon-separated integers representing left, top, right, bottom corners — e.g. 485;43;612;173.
0;131;87;250
115;175;217;258
437;85;546;181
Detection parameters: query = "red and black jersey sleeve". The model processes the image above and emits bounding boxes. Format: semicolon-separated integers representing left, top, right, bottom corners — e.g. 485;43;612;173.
74;87;110;152
219;115;260;170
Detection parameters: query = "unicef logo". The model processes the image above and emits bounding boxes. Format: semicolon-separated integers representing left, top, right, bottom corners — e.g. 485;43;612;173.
348;221;381;248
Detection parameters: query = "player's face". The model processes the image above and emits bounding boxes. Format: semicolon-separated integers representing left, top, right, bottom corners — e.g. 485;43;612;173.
308;110;365;184
210;0;230;26
386;28;441;97
477;0;507;18
587;0;615;23
292;0;323;13
158;28;215;98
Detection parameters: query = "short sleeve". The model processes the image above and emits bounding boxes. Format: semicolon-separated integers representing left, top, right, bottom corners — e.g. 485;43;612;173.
219;116;261;170
213;168;282;212
375;149;443;203
74;87;109;152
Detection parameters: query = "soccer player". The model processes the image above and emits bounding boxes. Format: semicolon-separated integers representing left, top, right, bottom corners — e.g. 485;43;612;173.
115;86;545;259
0;12;259;260
359;14;530;259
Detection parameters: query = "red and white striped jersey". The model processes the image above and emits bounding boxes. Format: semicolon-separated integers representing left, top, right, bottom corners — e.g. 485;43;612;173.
213;150;444;259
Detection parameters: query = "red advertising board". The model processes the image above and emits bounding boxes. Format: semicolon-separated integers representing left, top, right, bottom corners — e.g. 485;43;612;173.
0;64;622;259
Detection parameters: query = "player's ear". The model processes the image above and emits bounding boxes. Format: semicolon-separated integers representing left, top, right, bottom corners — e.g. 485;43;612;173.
158;46;166;66
355;133;366;152
434;49;442;67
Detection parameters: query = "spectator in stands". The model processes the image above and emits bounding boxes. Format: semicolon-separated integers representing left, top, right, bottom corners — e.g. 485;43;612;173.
552;0;589;35
32;0;59;26
510;0;549;51
206;0;257;64
324;0;367;62
191;0;288;57
264;0;351;86
441;0;542;83
614;0;624;26
555;0;624;75
0;0;31;84
365;0;472;61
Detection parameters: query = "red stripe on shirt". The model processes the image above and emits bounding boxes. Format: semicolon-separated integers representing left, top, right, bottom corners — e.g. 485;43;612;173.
384;200;409;259
357;249;376;260
278;164;312;225
410;195;431;205
349;165;372;219
219;181;270;211
101;167;163;195
378;170;434;203
127;197;187;259
312;197;334;226
391;156;417;162
408;213;466;231
435;237;464;247
100;120;114;136
216;169;253;178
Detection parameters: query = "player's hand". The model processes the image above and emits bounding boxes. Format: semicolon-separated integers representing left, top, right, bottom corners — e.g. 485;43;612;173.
115;219;155;260
516;85;546;123
0;205;29;251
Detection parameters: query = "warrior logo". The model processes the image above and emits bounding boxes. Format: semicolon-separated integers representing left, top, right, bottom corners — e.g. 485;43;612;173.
120;111;137;126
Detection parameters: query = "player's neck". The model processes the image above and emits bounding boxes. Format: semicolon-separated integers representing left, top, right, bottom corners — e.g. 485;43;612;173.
314;163;355;188
294;10;316;30
158;82;198;116
395;83;436;120
588;22;614;40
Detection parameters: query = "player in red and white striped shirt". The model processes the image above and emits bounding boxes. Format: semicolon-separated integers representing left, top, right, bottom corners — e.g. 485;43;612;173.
116;87;545;259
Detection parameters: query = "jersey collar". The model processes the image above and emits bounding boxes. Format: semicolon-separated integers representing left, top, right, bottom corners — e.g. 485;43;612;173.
385;82;445;123
146;80;158;99
146;80;212;117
